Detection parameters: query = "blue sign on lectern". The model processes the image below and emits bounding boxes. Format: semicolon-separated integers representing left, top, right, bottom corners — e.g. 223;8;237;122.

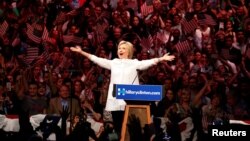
114;84;163;101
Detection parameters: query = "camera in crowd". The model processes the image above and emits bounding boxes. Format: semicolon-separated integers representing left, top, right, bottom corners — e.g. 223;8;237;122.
55;4;66;10
53;1;71;11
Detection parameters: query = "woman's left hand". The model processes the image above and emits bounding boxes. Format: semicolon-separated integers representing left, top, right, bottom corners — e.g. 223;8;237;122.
161;53;175;61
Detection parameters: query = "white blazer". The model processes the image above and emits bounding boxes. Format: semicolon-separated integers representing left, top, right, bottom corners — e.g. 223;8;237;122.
90;55;157;111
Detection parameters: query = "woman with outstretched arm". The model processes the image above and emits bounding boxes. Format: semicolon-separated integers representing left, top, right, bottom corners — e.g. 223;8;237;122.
70;40;175;136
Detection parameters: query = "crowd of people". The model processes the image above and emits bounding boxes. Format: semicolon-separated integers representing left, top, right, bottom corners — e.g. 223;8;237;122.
1;0;250;141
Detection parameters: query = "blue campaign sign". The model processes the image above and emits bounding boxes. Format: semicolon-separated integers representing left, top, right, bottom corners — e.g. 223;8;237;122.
115;84;163;101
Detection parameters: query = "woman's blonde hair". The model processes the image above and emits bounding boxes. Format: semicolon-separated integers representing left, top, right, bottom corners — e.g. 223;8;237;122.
118;40;134;59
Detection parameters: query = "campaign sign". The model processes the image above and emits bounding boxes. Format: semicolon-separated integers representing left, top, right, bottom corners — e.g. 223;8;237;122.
115;84;163;101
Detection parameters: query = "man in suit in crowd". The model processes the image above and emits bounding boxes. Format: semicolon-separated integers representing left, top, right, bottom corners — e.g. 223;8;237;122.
47;84;80;119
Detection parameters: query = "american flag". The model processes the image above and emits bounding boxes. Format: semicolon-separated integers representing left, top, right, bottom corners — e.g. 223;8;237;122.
140;33;154;50
174;40;191;54
26;23;43;44
42;26;49;41
95;23;108;46
32;50;50;66
29;41;51;66
181;18;198;34
140;2;154;17
11;36;20;47
42;26;54;43
54;12;67;25
25;46;39;65
198;14;217;26
63;35;83;44
0;20;9;36
156;31;169;44
41;44;50;59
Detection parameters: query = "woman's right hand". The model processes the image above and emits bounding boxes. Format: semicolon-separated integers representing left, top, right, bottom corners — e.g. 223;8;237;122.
70;45;91;59
70;46;82;53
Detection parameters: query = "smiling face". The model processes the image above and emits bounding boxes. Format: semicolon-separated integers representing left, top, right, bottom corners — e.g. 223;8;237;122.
117;41;134;59
117;44;129;59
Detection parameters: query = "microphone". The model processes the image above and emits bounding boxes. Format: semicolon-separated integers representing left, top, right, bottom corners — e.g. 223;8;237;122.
131;69;139;84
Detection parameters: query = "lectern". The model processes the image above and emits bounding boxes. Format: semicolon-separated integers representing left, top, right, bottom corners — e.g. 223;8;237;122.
114;84;163;141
